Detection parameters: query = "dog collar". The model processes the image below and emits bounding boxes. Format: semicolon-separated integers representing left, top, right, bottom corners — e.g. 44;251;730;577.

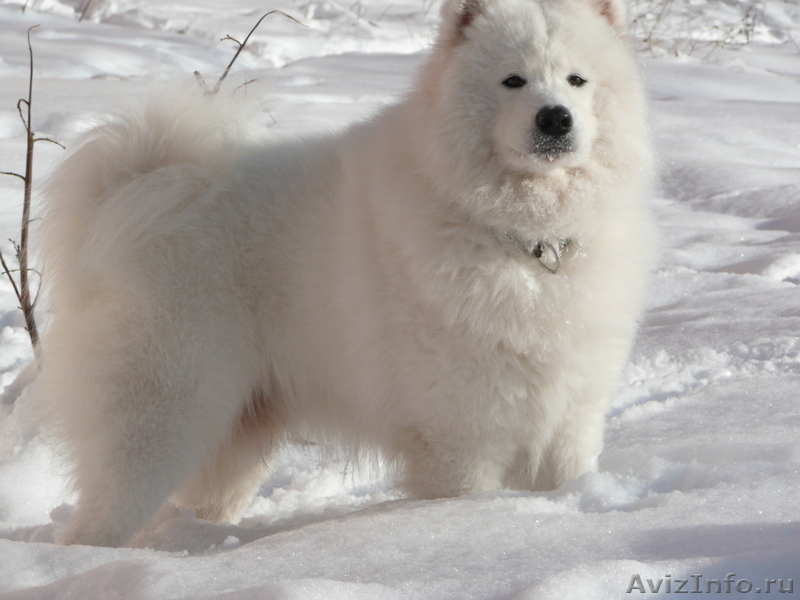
505;233;573;274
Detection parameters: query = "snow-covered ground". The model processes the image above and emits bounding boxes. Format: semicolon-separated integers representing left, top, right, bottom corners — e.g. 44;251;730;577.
0;0;799;597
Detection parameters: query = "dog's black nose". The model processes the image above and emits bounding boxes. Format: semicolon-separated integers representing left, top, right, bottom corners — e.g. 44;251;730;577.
536;105;572;137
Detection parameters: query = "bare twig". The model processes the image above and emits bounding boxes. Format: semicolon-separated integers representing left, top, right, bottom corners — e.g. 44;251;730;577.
34;137;66;149
233;79;259;94
0;25;60;359
193;71;210;95
789;33;800;55
18;26;40;355
79;0;95;22
631;0;767;57
643;0;674;46
0;251;23;314
376;4;394;23
209;10;306;96
0;172;26;182
17;99;28;128
0;262;42;279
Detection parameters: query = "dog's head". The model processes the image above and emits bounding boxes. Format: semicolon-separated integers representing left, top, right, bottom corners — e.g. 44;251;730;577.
423;0;641;179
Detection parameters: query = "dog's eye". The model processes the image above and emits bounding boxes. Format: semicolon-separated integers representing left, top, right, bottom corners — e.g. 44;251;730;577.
502;75;527;89
567;74;587;87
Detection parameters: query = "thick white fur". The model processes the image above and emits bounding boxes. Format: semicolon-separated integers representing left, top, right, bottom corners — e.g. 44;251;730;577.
38;0;655;547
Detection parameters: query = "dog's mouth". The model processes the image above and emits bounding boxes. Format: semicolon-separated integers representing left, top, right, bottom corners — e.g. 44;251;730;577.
508;134;575;164
530;134;575;160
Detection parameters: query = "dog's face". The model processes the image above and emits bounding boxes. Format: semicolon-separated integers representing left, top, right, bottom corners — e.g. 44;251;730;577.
489;33;598;175
436;0;631;177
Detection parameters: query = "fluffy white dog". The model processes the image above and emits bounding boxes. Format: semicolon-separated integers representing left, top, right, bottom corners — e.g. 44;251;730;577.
38;0;655;547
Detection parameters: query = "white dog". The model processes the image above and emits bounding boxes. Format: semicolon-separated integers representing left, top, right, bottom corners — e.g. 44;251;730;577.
37;0;655;547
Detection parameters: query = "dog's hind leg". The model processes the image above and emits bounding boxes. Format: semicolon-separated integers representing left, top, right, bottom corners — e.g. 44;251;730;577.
44;295;250;547
172;389;280;523
59;379;219;547
60;369;249;547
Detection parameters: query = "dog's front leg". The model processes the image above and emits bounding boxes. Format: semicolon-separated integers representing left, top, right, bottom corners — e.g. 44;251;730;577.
398;425;508;499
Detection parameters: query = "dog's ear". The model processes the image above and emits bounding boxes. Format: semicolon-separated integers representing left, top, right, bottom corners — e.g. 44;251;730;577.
591;0;628;36
439;0;485;44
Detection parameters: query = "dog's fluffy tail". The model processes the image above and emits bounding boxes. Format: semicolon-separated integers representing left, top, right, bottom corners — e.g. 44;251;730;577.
39;89;248;298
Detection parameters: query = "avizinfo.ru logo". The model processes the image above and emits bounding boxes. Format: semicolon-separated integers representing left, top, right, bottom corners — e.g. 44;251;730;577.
626;573;794;594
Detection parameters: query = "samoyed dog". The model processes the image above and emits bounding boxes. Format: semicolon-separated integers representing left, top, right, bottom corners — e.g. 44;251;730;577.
38;0;654;547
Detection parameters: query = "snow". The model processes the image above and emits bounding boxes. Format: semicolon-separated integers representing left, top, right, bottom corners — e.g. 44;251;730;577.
0;0;799;597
